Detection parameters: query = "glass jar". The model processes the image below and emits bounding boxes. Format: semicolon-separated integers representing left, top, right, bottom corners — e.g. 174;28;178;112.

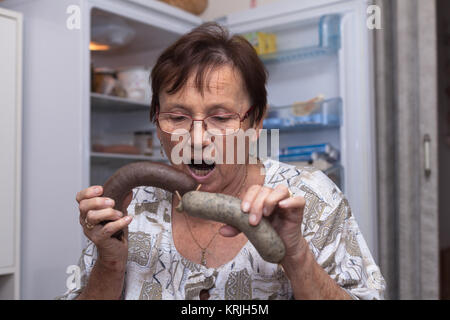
134;131;153;155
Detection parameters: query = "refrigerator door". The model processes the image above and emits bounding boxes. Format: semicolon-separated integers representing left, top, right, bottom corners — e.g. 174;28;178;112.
222;0;378;260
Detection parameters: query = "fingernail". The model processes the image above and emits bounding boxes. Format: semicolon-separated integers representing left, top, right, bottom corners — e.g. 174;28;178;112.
124;216;132;222
249;214;257;224
105;199;114;206
263;207;267;216
279;200;288;207
94;187;101;194
242;202;250;212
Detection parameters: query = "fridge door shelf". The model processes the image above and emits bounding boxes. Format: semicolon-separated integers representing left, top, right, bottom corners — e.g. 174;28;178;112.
263;97;342;131
280;143;340;162
258;14;341;64
259;45;336;64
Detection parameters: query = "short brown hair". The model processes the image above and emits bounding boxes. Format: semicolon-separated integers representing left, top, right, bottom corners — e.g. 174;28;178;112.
150;22;268;126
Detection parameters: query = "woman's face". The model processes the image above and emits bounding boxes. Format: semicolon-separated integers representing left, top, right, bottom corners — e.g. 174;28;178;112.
157;65;263;193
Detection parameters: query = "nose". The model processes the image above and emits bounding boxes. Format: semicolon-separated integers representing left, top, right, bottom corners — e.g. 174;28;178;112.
191;120;204;144
190;120;210;161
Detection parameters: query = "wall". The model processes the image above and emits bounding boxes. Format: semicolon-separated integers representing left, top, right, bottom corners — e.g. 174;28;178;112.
200;0;281;21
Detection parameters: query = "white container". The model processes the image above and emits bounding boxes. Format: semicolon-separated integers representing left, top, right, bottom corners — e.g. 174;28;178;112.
117;66;151;103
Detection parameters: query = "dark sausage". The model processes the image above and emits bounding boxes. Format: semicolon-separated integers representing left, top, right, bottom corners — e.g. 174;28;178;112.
101;162;286;263
101;161;197;239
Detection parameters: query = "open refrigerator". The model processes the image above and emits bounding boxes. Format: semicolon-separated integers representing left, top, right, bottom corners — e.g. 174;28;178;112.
0;0;377;299
223;0;378;259
88;0;377;259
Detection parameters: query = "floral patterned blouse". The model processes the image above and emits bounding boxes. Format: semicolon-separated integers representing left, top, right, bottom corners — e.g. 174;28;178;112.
58;159;386;300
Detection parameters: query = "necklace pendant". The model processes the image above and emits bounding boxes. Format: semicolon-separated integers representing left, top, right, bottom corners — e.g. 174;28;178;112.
201;250;207;267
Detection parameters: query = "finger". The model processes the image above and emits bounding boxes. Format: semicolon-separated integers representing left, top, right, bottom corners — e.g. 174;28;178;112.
219;225;241;237
86;207;123;226
241;185;262;213
248;186;272;226
79;197;115;219
279;196;306;210
263;185;290;217
81;220;103;237
99;216;133;240
76;186;103;203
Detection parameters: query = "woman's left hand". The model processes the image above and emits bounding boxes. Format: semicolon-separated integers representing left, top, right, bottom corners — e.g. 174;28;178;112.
220;184;307;262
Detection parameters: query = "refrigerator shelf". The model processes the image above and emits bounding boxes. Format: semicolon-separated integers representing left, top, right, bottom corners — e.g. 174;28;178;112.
91;92;150;113
90;151;165;162
258;14;341;64
263;97;342;131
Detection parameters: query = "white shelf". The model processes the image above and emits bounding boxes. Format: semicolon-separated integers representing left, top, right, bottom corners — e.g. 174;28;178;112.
91;93;151;113
91;151;166;162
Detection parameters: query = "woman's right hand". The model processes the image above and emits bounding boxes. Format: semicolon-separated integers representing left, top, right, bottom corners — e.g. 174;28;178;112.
76;185;133;273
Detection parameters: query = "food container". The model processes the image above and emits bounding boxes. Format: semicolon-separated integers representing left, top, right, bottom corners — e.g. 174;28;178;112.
93;68;116;95
117;66;151;103
134;131;153;155
159;0;208;15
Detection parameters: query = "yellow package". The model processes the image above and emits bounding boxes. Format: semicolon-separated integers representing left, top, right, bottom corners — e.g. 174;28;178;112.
266;33;277;54
257;32;267;55
243;32;277;56
243;32;261;54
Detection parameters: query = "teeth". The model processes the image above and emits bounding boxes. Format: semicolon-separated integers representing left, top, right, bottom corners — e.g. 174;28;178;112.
188;163;215;176
190;159;215;165
191;167;213;176
194;170;208;176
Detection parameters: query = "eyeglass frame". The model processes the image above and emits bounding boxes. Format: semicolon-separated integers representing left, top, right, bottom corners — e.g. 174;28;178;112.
155;105;255;135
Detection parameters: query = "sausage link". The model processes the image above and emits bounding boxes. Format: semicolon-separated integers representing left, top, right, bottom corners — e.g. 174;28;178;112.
101;161;197;239
177;191;286;263
101;162;286;263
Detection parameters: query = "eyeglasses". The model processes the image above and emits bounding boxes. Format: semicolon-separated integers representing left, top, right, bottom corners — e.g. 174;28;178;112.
156;106;254;136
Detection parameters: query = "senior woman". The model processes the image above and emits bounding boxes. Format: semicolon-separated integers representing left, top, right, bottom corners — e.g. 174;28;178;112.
59;22;385;300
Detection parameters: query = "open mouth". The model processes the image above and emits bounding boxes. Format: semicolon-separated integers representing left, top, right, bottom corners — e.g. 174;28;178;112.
187;160;216;177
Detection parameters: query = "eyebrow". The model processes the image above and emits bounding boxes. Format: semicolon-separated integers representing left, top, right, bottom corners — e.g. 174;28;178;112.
206;103;234;113
163;103;235;114
162;103;192;113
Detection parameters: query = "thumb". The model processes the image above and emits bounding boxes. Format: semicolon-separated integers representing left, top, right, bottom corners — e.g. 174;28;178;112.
219;225;241;237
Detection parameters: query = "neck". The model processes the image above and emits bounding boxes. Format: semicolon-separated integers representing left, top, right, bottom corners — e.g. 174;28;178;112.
222;159;266;199
221;164;248;199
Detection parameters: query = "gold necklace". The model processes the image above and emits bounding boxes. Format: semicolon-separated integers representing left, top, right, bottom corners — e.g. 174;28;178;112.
183;214;221;267
183;165;248;267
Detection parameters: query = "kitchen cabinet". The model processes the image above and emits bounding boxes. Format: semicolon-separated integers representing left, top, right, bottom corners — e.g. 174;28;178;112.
0;7;22;299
